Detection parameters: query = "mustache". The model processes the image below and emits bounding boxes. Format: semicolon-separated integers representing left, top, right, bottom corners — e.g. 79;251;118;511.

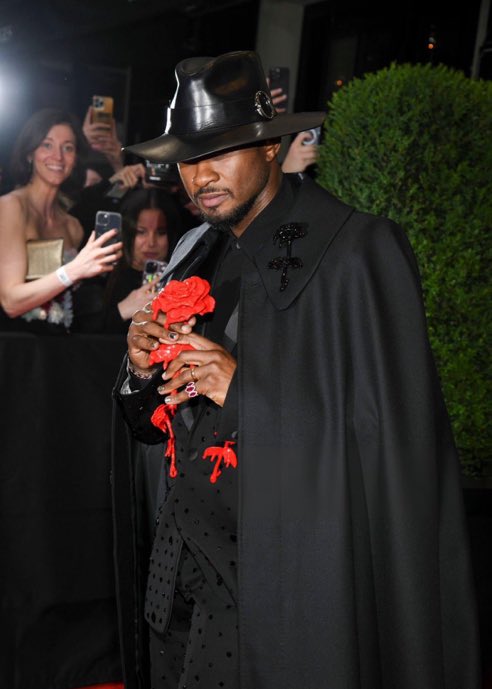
193;187;232;202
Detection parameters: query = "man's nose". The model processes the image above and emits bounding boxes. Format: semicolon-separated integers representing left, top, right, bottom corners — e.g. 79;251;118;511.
191;161;219;188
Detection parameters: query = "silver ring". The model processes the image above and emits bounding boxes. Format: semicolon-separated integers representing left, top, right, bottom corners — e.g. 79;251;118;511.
190;367;197;382
185;382;199;398
131;319;151;326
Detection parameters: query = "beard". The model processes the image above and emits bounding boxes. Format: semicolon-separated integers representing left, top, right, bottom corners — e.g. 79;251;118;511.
196;167;269;234
200;193;258;234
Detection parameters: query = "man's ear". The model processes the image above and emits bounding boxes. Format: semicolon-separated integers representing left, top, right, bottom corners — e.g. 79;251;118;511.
264;140;282;162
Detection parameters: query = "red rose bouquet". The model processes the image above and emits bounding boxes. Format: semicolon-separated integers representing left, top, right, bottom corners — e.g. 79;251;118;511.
149;276;215;477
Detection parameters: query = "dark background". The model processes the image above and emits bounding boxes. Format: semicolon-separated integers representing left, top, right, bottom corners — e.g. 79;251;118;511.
0;0;489;172
0;0;490;682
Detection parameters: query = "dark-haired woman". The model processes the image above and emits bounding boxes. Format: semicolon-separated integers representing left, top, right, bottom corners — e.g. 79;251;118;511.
0;108;122;333
102;187;183;333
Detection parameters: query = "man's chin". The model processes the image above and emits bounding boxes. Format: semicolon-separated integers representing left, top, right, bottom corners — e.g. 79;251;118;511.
200;209;232;228
199;192;258;233
200;208;223;223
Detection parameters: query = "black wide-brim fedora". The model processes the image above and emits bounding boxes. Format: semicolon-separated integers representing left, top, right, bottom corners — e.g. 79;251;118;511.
125;51;325;164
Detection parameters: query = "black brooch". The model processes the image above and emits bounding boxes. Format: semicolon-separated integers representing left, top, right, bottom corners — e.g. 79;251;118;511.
268;223;308;291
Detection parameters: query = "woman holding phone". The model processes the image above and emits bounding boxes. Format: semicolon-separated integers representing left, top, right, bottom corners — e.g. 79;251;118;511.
0;108;122;333
101;187;183;333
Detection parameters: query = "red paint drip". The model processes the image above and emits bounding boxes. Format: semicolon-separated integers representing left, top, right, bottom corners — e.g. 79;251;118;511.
202;440;238;483
150;403;178;479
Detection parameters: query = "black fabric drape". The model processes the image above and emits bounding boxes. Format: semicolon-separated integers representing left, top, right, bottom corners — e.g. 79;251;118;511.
0;332;127;689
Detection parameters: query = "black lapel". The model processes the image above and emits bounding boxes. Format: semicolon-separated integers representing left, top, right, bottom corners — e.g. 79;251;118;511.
169;225;223;281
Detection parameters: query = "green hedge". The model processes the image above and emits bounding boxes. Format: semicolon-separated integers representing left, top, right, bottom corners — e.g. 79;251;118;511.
316;63;492;477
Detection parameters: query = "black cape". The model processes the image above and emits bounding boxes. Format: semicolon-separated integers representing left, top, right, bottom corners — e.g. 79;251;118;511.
113;175;480;689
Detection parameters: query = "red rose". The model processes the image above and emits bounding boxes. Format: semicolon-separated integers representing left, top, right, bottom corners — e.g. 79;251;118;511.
152;276;215;327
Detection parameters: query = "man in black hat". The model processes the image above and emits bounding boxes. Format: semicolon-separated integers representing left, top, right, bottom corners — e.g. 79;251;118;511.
113;51;480;689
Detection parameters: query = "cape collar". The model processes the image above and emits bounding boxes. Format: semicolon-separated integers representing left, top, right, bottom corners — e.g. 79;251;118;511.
243;174;354;310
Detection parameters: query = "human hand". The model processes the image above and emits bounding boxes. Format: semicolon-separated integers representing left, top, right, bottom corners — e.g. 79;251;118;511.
266;77;288;113
127;309;196;375
117;278;160;321
109;163;146;189
66;230;123;281
158;331;237;408
281;131;318;173
83;106;123;171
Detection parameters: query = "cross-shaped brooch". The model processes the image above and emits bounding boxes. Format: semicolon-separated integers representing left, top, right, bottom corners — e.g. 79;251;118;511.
268;222;308;291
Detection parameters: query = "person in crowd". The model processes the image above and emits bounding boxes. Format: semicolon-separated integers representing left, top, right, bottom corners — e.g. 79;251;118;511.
281;129;319;172
83;103;124;184
113;51;480;689
0;107;122;334
268;78;320;173
70;161;197;245
69;162;149;243
102;187;183;333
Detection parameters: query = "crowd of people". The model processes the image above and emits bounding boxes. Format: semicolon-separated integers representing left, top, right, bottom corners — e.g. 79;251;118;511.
0;82;318;337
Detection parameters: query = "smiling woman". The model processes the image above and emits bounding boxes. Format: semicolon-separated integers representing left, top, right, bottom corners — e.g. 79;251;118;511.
0;108;123;333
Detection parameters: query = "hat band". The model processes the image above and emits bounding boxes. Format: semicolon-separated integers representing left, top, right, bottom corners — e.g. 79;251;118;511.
165;91;276;136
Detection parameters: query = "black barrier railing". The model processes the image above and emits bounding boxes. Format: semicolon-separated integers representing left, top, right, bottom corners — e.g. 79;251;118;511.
0;332;127;689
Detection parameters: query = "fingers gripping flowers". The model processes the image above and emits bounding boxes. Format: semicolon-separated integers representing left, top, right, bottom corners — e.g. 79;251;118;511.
148;276;237;482
148;276;216;380
149;275;216;367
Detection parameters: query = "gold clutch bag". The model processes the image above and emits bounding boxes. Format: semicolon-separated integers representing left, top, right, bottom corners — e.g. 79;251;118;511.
26;238;64;280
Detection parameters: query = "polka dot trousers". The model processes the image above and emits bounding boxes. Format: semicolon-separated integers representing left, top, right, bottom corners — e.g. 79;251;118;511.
149;546;238;689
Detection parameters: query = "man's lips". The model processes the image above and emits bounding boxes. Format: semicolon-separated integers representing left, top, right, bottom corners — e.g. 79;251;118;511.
196;192;229;209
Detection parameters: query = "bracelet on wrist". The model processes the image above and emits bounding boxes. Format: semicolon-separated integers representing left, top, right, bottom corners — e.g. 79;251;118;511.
55;266;73;287
127;360;156;380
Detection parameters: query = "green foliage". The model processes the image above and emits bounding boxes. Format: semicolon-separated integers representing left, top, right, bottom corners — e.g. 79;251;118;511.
316;63;492;476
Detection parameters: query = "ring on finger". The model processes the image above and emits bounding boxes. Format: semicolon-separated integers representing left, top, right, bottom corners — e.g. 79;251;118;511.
131;319;151;326
185;382;199;398
190;366;197;382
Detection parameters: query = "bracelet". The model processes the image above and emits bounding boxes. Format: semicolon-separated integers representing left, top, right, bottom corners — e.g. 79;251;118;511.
55;266;73;287
127;360;156;380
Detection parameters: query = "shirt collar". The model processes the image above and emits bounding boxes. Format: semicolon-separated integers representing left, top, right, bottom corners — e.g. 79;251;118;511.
234;173;300;260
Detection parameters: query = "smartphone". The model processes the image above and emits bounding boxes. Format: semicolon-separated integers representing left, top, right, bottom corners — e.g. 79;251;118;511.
142;259;168;286
268;66;290;110
104;182;128;200
302;127;321;145
145;160;179;184
91;95;114;125
95;210;122;245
